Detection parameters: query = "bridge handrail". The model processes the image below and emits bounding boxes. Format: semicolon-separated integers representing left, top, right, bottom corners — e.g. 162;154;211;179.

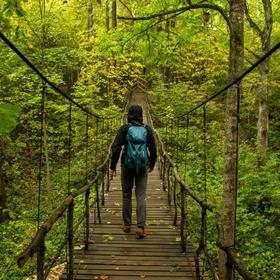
218;244;256;280
0;31;121;120
155;128;257;280
155;130;212;211
17;142;113;269
176;41;280;118
16;82;134;279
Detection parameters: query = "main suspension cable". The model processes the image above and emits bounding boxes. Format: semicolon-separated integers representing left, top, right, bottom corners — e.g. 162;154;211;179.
177;41;280;119
0;31;120;120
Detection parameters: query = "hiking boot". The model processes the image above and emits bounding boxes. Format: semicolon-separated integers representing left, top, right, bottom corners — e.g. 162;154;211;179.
136;227;146;239
122;224;131;233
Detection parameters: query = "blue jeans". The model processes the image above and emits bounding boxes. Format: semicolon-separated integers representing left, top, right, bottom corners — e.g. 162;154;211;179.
121;164;147;227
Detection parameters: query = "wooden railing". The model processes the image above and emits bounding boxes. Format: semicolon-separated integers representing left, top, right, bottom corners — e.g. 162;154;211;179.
155;130;256;280
17;143;113;280
16;81;136;279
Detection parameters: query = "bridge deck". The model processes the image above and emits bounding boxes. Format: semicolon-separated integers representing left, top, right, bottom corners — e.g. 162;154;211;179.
61;164;198;280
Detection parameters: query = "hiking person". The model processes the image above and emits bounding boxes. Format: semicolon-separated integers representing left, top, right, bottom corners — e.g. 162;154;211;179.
110;105;157;239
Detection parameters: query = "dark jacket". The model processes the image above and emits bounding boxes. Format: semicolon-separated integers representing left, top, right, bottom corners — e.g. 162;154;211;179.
110;108;157;171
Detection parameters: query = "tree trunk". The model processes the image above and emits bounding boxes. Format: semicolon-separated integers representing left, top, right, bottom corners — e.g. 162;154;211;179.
87;1;94;38
164;19;172;84
218;0;244;279
257;0;272;167
112;0;117;29
0;140;7;222
257;60;269;167
40;0;52;210
245;0;272;167
106;0;110;31
42;88;52;210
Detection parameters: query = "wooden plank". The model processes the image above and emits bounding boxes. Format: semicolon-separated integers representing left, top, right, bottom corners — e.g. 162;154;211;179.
73;259;195;266
73;250;195;257
73;255;194;262
61;274;197;280
60;150;199;279
69;264;195;272
65;269;195;277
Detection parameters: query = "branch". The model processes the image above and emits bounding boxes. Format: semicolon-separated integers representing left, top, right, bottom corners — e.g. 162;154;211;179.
118;3;230;30
244;2;262;38
119;0;134;18
146;31;151;56
244;56;254;66
121;10;185;52
245;47;261;59
262;0;273;50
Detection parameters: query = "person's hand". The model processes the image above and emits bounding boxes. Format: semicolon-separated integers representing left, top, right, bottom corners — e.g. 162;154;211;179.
148;167;154;173
111;169;117;177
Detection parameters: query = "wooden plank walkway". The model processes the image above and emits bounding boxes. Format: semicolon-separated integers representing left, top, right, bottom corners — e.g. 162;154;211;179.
61;164;198;280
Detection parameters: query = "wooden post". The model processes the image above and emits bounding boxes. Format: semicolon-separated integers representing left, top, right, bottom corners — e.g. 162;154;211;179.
195;207;206;279
37;234;45;280
101;169;105;206
162;157;166;191
106;160;110;192
95;180;101;224
85;189;90;250
173;179;177;226
158;154;161;175
180;184;186;252
167;164;171;206
67;199;74;280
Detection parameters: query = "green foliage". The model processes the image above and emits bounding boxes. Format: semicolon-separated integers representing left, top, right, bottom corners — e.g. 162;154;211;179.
0;0;279;279
0;104;21;134
0;0;27;29
237;149;280;279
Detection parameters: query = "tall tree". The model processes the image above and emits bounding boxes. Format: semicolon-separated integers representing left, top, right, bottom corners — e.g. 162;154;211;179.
0;137;9;222
112;0;117;28
88;0;94;37
39;0;52;210
106;0;110;31
117;1;244;278
219;0;244;278
0;104;21;222
245;0;273;167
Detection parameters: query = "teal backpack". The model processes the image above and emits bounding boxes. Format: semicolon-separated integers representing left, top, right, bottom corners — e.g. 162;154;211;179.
125;124;148;174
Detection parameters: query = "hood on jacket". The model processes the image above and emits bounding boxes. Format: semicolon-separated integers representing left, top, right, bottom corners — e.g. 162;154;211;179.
127;105;143;124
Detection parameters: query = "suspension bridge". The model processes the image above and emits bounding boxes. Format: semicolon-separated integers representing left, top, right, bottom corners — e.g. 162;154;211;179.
0;31;279;280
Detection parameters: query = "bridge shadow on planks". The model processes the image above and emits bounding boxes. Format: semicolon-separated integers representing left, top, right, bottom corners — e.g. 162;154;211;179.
61;164;200;280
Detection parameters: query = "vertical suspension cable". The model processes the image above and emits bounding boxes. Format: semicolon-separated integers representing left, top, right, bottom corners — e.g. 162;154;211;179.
37;83;46;230
95;118;99;167
165;120;168;143
85;115;89;183
67;103;72;195
184;116;189;181
101;120;104;160
170;120;174;156
66;102;72;276
84;115;89;244
93;118;99;223
202;105;207;279
37;0;46;233
203;106;207;200
184;116;189;242
176;119;180;164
